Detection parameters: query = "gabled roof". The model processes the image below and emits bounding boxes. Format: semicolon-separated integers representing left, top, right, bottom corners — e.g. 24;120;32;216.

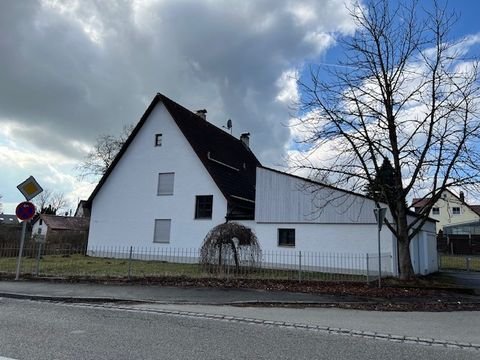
412;189;480;217
40;214;89;231
74;200;90;217
87;93;261;216
471;205;480;216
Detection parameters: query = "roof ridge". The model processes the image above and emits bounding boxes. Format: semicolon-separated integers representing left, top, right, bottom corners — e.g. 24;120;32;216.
157;93;256;151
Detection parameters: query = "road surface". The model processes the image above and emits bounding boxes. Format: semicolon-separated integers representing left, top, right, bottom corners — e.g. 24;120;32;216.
0;298;477;360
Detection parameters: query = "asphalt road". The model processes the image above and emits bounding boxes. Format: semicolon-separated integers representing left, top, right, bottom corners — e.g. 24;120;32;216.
0;298;478;360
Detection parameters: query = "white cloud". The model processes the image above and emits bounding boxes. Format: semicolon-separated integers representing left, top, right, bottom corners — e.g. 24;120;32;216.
0;0;357;207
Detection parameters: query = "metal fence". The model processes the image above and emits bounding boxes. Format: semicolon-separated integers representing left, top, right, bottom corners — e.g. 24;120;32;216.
0;244;393;282
438;253;480;272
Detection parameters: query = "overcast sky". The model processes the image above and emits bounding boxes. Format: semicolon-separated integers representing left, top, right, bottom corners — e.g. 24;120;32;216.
1;0;479;214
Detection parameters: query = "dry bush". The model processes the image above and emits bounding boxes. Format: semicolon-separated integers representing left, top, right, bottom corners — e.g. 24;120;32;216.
200;222;261;272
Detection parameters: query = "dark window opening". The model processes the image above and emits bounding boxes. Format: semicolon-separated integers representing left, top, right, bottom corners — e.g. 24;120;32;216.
278;228;295;247
195;195;213;219
432;207;440;215
155;134;162;147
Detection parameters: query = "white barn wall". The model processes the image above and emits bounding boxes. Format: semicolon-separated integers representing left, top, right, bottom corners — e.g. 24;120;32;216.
256;167;380;224
408;217;438;275
88;102;228;249
251;168;396;274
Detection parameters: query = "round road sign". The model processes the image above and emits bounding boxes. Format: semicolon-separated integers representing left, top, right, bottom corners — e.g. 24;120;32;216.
15;201;36;221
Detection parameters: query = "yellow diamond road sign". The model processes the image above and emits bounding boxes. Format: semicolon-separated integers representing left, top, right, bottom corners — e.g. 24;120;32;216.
17;176;43;201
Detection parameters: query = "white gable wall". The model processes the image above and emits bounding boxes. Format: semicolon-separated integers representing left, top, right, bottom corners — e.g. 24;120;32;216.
88;102;228;249
31;218;48;238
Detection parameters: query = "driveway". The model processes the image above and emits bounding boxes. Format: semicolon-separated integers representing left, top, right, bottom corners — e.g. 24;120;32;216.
440;271;480;292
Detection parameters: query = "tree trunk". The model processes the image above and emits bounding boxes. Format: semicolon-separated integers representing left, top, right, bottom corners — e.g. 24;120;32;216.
397;235;414;280
396;200;415;280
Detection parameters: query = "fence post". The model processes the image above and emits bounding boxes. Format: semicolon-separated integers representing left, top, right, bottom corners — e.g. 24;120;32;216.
128;246;133;281
298;251;302;282
35;242;43;276
466;257;471;272
366;253;370;283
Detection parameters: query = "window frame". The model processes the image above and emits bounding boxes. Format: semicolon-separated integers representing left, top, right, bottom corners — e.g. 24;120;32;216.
452;207;461;215
155;133;162;147
194;195;213;219
432;207;440;215
157;172;175;196
153;219;171;244
278;228;295;248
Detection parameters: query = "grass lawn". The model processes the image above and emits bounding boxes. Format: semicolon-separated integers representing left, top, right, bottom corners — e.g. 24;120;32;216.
0;254;365;282
438;254;480;271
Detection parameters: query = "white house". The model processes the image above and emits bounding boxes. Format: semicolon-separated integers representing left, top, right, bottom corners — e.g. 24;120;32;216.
412;189;480;233
87;93;438;276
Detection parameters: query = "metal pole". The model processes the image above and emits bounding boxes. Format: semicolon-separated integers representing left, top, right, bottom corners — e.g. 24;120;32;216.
15;221;27;281
366;253;370;283
298;251;302;282
128;246;133;281
377;226;382;288
35;242;43;276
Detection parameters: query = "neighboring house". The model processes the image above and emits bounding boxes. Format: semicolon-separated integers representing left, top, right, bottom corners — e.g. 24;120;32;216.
0;214;19;226
74;200;91;218
412;189;480;233
31;214;90;248
0;214;22;246
87;93;437;276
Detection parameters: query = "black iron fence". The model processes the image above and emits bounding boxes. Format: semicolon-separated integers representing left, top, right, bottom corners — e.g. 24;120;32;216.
0;244;393;283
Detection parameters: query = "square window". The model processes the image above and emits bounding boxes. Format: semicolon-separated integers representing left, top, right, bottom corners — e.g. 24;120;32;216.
452;207;461;215
278;228;295;247
153;219;171;243
155;134;162;147
432;207;440;215
195;195;213;219
157;172;174;195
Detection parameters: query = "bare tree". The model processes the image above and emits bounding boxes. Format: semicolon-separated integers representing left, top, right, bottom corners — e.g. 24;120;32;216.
297;0;480;279
76;124;134;180
33;189;68;215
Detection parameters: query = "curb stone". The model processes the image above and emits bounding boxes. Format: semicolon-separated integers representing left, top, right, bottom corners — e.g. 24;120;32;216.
38;300;480;351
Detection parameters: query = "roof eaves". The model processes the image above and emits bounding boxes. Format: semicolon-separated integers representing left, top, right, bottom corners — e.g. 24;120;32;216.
86;94;162;207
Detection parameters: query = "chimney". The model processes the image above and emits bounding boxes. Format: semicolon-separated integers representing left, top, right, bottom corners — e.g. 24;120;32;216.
460;191;465;202
240;132;250;148
195;109;207;120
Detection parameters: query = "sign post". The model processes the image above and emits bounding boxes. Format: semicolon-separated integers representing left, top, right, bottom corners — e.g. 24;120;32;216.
373;207;387;288
15;176;43;281
15;201;36;280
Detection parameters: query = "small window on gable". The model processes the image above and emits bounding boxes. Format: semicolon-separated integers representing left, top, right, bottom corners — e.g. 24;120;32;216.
452;207;461;215
195;195;213;219
153;219;171;243
39;219;43;225
157;172;174;195
155;134;162;147
278;229;295;247
432;207;440;215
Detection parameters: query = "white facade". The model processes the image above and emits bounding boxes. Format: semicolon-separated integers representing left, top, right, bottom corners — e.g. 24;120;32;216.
252;168;437;276
88;103;228;249
31;217;48;238
87;97;438;276
422;190;480;232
